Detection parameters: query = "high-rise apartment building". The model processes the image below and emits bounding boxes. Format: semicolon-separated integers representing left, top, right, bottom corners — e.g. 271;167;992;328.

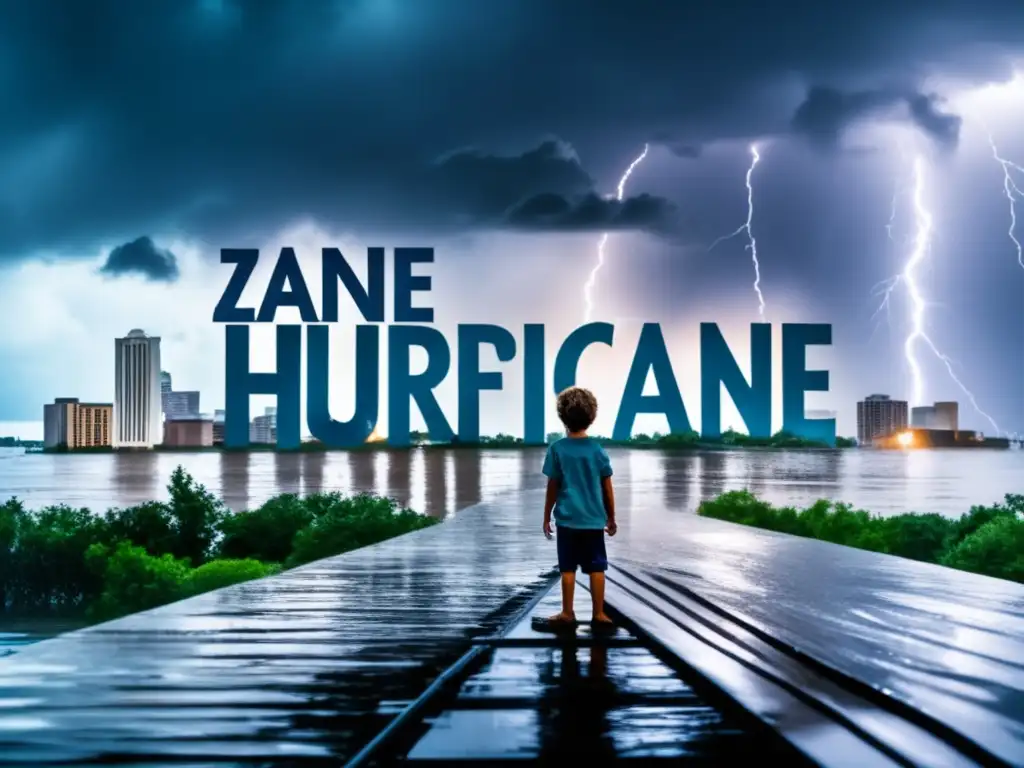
113;329;162;449
163;390;200;421
856;394;908;445
250;406;277;444
43;398;112;449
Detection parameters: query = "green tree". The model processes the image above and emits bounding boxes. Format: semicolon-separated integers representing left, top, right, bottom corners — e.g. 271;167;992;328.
166;466;225;565
102;501;177;557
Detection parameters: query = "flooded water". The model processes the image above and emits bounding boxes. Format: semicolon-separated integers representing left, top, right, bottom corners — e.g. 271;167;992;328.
0;445;1020;519
1;445;1020;654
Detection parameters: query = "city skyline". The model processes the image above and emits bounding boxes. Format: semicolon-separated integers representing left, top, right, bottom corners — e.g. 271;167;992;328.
25;322;1002;446
2;4;1023;438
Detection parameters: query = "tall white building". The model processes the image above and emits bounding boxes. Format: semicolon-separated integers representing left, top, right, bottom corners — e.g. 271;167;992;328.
113;329;162;449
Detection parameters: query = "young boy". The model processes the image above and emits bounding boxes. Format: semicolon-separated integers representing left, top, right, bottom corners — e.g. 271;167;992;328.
542;386;617;628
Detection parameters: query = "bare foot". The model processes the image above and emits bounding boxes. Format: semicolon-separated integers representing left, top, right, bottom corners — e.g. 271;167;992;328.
546;611;577;625
592;612;614;625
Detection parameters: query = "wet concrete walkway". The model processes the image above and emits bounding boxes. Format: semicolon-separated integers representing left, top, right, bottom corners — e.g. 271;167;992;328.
0;485;1022;764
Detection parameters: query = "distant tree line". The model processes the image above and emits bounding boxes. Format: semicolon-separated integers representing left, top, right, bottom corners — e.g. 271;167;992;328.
698;491;1024;583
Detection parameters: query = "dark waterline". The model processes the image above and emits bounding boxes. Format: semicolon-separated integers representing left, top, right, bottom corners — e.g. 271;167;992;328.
0;446;1020;518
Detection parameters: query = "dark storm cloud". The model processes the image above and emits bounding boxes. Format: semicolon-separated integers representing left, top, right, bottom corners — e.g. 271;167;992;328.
3;0;1024;260
906;93;963;149
650;132;703;159
99;237;179;282
505;192;674;231
429;139;673;229
791;87;963;149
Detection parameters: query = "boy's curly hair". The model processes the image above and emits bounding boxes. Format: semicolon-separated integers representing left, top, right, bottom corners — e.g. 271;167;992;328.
556;386;598;433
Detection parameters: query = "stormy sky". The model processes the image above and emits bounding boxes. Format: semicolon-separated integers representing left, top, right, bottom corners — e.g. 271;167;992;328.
1;0;1023;438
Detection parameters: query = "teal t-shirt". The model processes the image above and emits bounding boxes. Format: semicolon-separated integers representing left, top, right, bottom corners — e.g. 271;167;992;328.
542;437;613;529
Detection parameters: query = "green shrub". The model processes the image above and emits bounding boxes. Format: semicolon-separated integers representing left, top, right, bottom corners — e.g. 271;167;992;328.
945;497;1021;550
217;493;314;562
287;493;438;568
876;514;952;562
941;516;1024;582
86;541;191;620
185;559;281;597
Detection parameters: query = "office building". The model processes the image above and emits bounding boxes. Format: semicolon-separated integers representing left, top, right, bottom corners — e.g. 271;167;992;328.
933;401;958;431
911;406;935;428
910;402;959;431
856;394;908;445
250;406;277;444
164;418;214;447
212;409;226;445
163;390;201;421
113;329;162;449
43;398;112;449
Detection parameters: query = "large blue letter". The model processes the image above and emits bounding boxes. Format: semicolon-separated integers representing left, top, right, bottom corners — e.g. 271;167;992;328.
523;324;545;444
257;247;318;323
700;323;771;439
613;323;690;440
457;324;516;443
213;249;258;322
394;247;434;323
388;325;453;446
321;248;384;323
306;324;379;448
782;323;835;445
224;324;302;449
553;323;614;394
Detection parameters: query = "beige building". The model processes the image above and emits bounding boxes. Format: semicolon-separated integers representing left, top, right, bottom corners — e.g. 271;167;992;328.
164;418;214;448
43;398;113;449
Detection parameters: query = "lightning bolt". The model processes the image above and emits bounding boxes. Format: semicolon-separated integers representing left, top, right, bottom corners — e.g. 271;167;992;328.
871;162;909;333
583;143;650;323
708;144;765;317
986;131;1024;272
902;156;1003;436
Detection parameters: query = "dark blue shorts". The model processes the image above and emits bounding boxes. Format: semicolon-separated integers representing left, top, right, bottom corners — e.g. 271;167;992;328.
556;526;608;574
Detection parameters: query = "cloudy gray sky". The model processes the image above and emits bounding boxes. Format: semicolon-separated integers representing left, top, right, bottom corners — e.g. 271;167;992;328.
1;0;1023;438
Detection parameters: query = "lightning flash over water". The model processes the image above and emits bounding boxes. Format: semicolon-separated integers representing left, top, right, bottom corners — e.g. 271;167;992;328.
583;143;649;323
709;144;765;317
986;132;1024;272
901;156;1003;435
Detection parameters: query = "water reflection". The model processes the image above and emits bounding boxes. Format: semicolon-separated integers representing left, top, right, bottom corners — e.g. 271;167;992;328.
2;447;1021;519
219;452;251;511
537;644;617;760
112;451;159;507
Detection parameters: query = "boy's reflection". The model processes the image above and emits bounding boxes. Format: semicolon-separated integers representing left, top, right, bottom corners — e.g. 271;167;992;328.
536;641;617;759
